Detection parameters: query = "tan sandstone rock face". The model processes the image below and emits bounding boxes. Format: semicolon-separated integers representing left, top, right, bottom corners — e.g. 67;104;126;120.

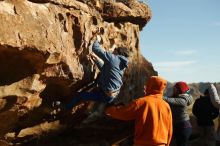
0;0;156;145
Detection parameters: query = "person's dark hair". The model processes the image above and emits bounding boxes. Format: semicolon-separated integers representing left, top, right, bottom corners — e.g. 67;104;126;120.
115;47;129;58
204;88;209;96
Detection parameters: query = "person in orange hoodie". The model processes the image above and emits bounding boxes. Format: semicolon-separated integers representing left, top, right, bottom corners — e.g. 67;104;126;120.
106;76;173;146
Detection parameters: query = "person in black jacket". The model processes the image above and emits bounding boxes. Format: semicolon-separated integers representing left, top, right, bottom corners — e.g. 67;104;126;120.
192;88;219;146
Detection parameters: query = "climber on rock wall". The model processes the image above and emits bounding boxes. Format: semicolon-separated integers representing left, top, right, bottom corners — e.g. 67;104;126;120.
65;34;130;124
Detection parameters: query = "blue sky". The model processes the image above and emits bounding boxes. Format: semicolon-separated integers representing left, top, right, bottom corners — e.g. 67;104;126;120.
140;0;220;83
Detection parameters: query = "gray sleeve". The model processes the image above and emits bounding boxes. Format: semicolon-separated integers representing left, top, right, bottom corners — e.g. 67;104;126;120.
164;94;193;107
183;94;193;106
209;84;220;109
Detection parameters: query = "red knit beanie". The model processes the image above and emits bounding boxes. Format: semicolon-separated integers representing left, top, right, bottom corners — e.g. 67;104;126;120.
174;81;190;94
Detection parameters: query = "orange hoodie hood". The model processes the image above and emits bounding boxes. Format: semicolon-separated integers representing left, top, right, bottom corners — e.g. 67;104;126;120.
145;76;167;96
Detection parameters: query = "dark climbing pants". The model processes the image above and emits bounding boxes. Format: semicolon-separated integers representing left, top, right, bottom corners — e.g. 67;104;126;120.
65;91;115;110
173;122;192;146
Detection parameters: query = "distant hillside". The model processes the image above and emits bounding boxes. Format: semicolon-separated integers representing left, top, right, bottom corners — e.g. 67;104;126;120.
189;82;220;99
165;82;220;99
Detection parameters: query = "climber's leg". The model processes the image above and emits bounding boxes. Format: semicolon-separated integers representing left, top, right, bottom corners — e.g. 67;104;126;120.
65;91;105;110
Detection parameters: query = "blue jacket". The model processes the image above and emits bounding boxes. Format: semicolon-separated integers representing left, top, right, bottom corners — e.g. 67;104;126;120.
92;41;129;93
